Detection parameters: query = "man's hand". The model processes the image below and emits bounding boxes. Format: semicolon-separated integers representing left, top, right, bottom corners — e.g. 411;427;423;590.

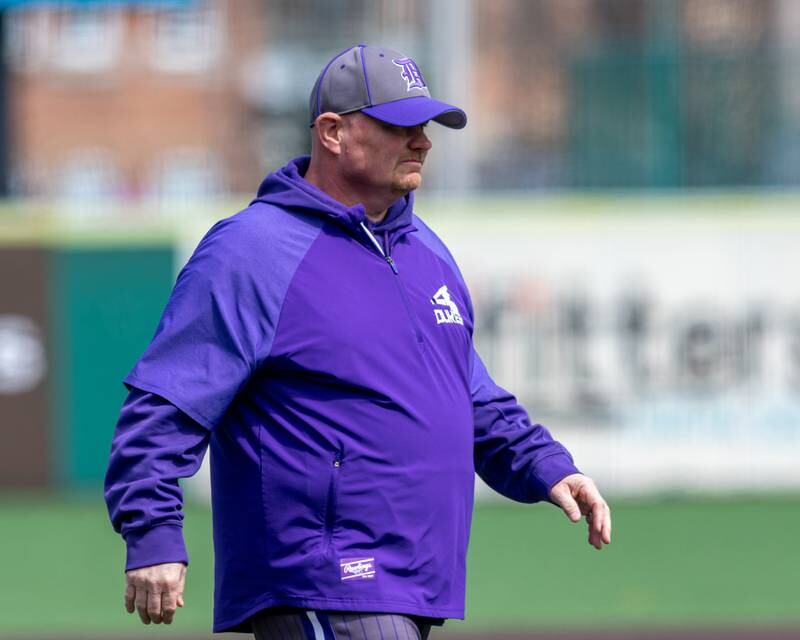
549;473;612;550
125;562;186;624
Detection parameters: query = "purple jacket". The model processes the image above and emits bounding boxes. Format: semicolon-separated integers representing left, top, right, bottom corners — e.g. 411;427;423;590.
105;157;579;633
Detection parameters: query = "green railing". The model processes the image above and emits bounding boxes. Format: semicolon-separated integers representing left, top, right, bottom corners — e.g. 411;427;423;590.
568;46;794;188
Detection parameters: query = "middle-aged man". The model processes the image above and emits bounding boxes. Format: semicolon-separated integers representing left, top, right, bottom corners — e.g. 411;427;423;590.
105;44;611;640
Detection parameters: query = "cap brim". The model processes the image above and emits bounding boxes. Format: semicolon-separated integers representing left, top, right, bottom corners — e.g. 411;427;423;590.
361;96;467;130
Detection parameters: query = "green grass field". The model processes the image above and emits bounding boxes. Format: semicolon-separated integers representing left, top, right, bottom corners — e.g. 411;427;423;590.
1;493;798;637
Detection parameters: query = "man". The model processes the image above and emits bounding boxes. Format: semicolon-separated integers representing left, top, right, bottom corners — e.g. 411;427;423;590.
105;44;611;640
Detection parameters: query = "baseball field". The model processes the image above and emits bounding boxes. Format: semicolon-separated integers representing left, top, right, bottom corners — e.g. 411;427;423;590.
2;493;798;639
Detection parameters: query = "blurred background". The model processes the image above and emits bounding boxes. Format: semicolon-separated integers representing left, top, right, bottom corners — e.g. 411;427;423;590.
1;0;799;638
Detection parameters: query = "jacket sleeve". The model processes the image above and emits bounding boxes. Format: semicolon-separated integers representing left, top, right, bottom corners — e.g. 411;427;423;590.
123;217;276;430
471;348;580;503
104;386;210;571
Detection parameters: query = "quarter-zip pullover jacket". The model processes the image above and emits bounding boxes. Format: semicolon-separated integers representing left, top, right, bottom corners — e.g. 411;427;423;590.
105;156;580;633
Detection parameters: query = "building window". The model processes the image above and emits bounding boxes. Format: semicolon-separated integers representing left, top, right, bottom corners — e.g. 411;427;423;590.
51;7;124;74
57;148;121;217
149;147;224;210
148;3;223;74
3;8;52;74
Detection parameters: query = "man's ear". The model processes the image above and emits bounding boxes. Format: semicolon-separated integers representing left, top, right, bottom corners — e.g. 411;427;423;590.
313;113;344;155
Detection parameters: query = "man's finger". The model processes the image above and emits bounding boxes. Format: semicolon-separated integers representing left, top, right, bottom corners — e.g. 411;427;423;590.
601;504;612;544
586;503;611;549
587;512;600;549
134;584;150;624
161;590;178;625
589;525;603;550
590;500;611;544
147;589;164;624
591;502;605;535
124;582;136;614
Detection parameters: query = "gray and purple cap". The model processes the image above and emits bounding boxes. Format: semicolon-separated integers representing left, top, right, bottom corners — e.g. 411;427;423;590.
309;44;467;129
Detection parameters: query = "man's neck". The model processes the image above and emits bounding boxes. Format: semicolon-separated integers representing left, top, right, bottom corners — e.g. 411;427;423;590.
304;163;394;224
364;209;388;224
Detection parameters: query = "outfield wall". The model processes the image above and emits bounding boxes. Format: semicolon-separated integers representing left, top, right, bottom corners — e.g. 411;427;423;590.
0;220;175;489
2;194;799;496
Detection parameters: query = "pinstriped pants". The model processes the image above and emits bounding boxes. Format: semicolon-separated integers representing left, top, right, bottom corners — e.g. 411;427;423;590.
251;609;433;640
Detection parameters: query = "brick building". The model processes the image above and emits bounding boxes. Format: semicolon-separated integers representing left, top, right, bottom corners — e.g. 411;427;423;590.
4;0;798;204
5;1;264;211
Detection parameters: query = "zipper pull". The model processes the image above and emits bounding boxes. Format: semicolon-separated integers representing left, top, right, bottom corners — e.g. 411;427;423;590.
334;452;342;467
385;256;399;275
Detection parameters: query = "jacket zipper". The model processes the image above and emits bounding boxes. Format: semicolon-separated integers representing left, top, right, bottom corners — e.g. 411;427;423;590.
360;223;424;343
322;451;342;554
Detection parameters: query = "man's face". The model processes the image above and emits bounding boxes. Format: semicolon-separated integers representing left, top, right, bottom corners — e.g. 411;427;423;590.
339;112;433;197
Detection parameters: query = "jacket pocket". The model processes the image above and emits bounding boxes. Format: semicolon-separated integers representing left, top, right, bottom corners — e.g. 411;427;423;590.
321;450;343;554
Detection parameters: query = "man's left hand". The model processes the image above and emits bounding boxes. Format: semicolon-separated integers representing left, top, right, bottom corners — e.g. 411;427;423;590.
549;473;611;550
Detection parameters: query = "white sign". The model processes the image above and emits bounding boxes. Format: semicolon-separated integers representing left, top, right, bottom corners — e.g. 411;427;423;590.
0;315;47;394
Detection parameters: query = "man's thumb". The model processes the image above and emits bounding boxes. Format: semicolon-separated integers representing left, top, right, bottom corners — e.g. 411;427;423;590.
552;487;581;523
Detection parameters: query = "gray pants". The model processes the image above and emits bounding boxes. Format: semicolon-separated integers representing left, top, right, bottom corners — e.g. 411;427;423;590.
251;609;433;640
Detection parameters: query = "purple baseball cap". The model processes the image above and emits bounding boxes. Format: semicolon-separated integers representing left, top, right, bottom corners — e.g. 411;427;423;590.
309;44;467;130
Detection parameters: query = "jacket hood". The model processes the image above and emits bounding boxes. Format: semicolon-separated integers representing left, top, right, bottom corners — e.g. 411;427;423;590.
252;156;415;234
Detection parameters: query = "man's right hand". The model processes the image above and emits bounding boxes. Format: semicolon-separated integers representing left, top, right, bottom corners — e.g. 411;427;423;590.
124;562;186;624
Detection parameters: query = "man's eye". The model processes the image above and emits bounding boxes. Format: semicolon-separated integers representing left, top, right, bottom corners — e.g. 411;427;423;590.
379;121;425;136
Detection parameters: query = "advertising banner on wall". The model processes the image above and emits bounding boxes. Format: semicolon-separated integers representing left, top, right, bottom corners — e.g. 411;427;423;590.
51;246;175;488
0;246;50;488
423;197;800;496
0;240;174;491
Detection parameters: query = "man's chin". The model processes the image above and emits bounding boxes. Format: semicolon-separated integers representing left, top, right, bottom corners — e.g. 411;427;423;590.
392;173;423;194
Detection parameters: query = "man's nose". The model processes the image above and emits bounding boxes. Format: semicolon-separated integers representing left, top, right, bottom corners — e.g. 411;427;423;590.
409;126;433;151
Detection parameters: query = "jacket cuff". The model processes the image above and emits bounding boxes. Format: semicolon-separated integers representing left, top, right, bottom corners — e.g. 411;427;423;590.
529;452;581;501
124;524;189;572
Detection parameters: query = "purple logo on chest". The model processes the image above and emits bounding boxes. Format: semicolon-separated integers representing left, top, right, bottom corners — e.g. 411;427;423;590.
340;557;376;581
392;57;427;91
